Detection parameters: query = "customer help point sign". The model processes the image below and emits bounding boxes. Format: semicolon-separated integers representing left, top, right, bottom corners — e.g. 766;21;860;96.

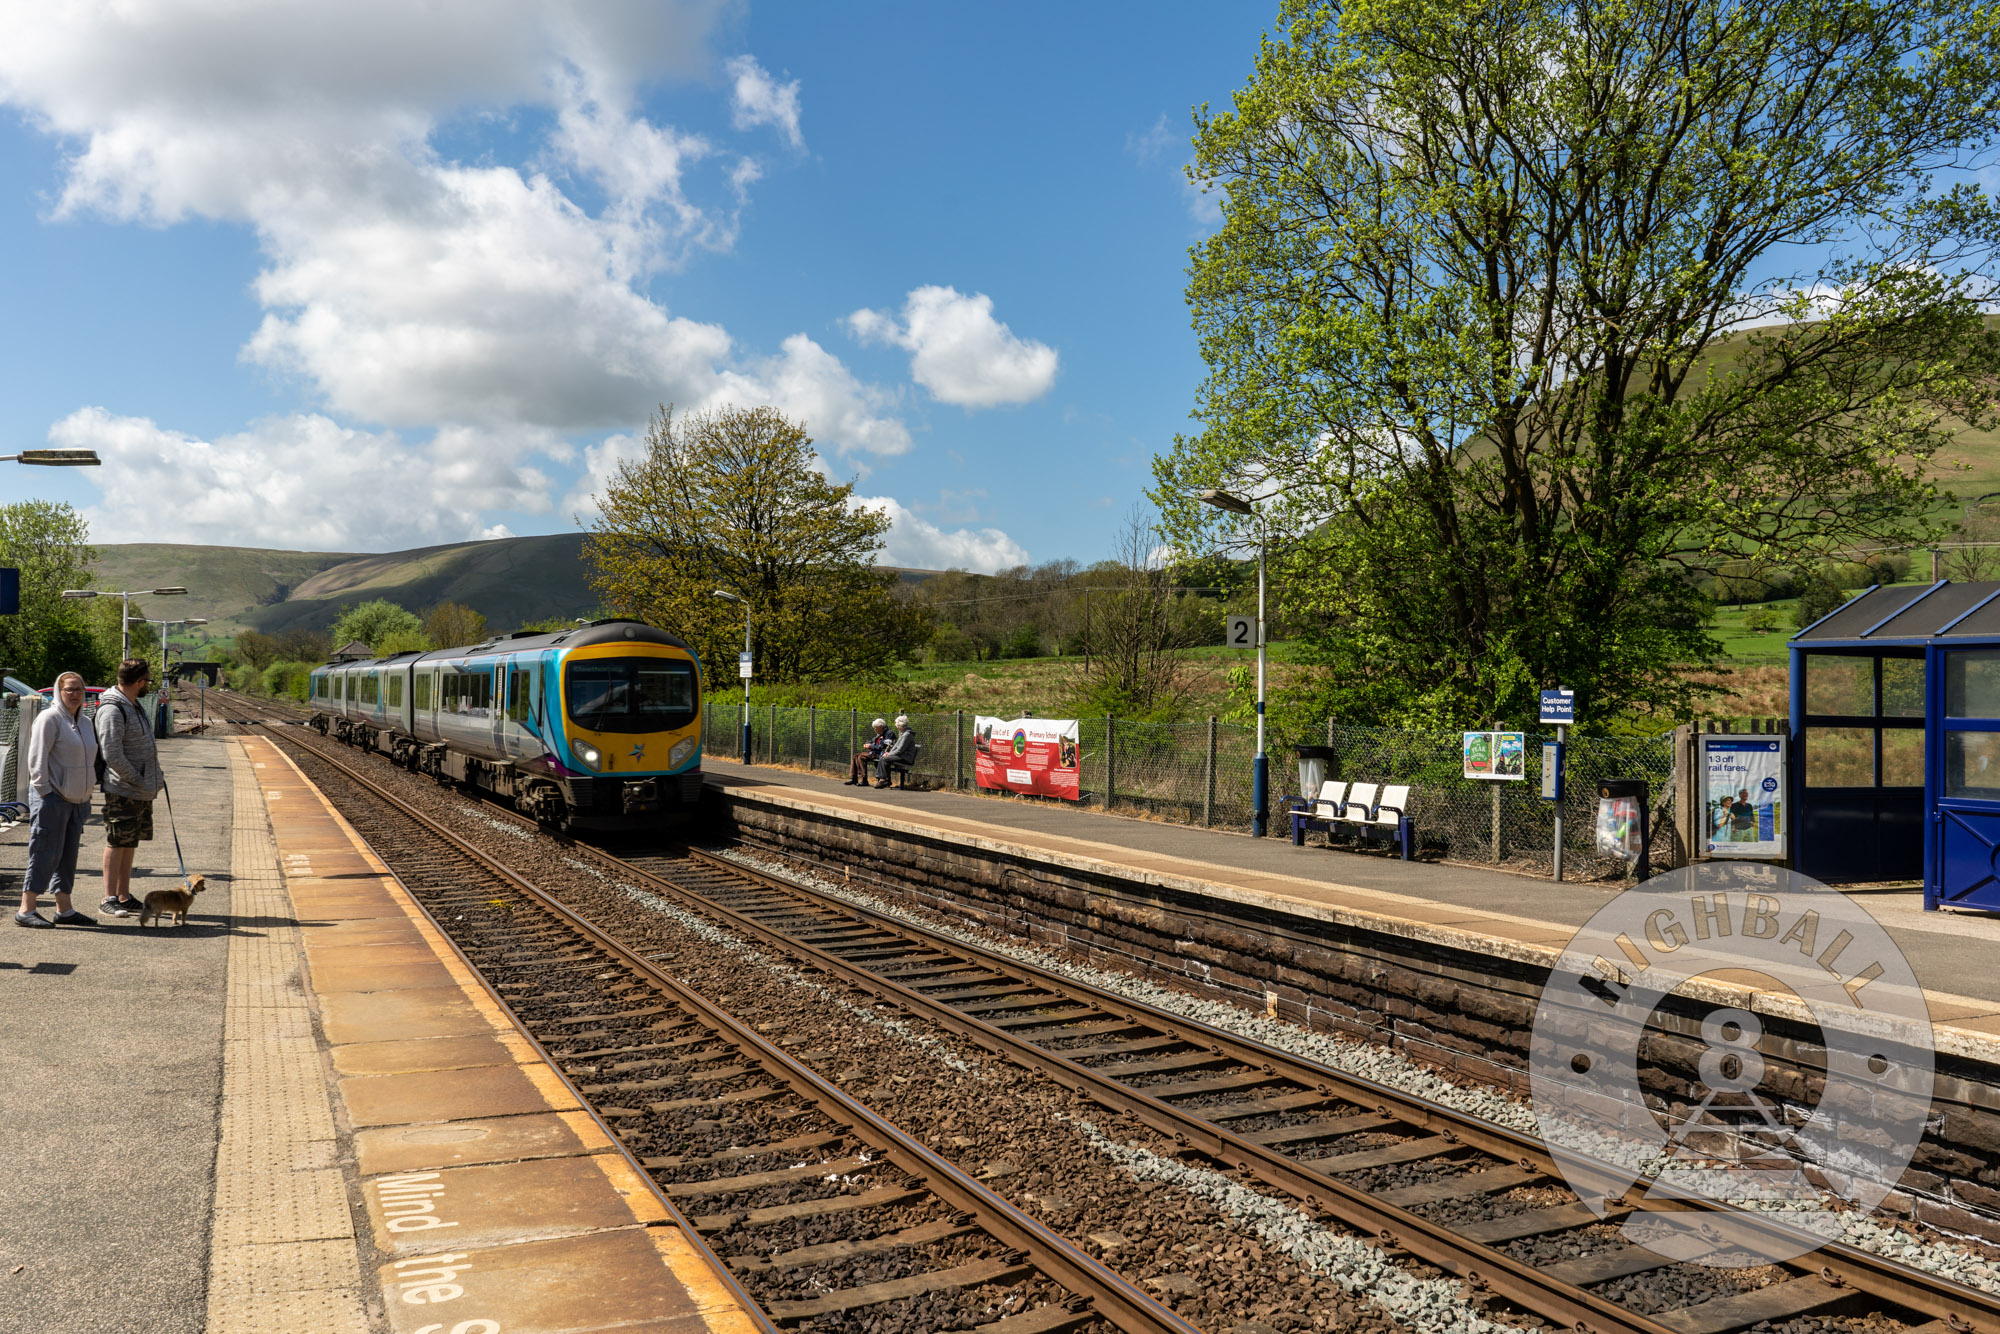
973;716;1082;801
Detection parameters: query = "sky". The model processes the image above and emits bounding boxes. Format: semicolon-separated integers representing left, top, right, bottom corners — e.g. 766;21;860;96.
0;2;1271;572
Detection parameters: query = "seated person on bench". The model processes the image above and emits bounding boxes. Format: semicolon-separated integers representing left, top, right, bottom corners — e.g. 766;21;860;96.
845;717;890;785
875;715;918;788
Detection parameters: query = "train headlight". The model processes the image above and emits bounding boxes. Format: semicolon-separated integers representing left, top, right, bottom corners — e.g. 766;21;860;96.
570;739;601;771
669;735;697;768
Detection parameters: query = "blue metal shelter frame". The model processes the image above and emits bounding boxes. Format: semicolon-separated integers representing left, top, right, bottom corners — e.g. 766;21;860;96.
1790;579;2000;910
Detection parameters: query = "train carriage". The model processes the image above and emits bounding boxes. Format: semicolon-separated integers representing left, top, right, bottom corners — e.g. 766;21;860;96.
307;619;703;831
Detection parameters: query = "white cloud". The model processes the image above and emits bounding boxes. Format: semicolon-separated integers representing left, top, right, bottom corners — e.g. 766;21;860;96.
53;407;553;551
1127;113;1174;166
847;286;1058;409
0;2;883;439
856;495;1029;573
713;334;911;459
726;54;803;150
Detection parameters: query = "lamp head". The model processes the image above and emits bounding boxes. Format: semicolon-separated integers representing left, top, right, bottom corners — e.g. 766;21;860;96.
9;449;100;467
60;589;99;600
711;588;745;604
149;587;189;596
1199;488;1255;516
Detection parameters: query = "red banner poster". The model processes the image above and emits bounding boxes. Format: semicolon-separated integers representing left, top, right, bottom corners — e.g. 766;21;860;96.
973;715;1081;801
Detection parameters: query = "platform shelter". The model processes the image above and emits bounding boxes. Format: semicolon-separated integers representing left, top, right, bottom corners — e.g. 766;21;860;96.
1790;579;2000;910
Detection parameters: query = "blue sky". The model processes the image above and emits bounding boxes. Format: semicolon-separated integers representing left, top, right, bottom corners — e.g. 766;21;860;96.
0;3;1270;570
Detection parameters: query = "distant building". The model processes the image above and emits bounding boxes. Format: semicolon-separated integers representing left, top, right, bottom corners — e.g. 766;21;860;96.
332;641;374;662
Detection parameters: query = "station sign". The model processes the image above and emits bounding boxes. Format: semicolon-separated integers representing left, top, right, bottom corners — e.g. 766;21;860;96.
1539;688;1574;725
738;651;754;679
1225;614;1259;648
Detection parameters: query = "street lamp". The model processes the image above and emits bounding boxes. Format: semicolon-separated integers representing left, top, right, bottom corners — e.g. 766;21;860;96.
1201;487;1271;837
60;586;189;663
2;450;100;466
713;589;752;765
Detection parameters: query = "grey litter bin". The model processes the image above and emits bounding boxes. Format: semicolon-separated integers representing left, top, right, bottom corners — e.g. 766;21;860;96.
1295;745;1337;800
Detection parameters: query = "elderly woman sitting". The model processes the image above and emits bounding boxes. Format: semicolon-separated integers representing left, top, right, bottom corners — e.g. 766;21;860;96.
874;715;919;788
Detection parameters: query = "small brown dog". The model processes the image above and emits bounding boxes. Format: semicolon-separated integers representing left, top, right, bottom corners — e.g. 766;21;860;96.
140;875;206;928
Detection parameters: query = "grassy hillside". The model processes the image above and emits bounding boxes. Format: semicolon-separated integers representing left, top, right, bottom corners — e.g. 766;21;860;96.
91;533;603;640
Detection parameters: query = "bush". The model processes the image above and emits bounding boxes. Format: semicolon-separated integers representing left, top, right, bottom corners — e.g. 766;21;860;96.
1743;607;1778;634
260;659;315;701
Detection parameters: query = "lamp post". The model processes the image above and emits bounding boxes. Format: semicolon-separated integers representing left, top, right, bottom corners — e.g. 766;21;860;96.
151;617;210;673
1201;487;1271;837
1;450;100;467
60;586;188;663
713;589;752;764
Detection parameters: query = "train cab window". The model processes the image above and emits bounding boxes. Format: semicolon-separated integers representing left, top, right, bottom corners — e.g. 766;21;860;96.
565;657;698;734
415;673;430;710
388;676;402;708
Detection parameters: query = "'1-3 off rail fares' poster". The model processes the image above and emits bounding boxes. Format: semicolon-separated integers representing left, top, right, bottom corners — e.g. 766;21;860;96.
974;716;1082;801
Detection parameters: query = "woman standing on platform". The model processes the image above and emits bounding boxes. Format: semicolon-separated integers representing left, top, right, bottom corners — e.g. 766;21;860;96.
15;672;99;928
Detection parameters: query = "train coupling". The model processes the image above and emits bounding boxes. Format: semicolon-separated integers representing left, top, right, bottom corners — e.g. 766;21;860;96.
621;778;661;815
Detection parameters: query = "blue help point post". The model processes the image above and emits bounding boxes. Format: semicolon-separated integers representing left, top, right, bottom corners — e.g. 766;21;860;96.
1540;688;1575;880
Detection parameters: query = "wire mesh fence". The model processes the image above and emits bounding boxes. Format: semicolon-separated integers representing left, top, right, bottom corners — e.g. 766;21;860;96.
702;702;1684;879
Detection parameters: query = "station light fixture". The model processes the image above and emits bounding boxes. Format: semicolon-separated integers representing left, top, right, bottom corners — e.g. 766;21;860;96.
2;449;101;466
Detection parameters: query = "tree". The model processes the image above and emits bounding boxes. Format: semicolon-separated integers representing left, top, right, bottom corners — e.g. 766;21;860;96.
1155;0;2000;727
0;501;114;688
422;601;488;651
1072;510;1205;718
330;600;427;656
275;627;332;662
235;630;280;670
586;405;931;683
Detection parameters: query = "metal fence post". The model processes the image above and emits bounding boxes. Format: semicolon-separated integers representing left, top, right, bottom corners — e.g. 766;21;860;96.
808;704;816;772
851;708;858;763
1491;782;1503;863
1204;716;1218;827
769;702;777;764
1104;715;1116;810
955;710;965;789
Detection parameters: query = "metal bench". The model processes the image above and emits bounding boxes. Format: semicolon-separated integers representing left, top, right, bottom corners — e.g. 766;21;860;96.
1286;779;1414;859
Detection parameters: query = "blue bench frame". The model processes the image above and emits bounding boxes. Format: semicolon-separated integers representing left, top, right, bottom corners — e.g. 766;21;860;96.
1283;789;1414;860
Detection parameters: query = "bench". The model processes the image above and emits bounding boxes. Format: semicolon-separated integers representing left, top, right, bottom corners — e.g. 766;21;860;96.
1285;780;1414;859
879;739;924;789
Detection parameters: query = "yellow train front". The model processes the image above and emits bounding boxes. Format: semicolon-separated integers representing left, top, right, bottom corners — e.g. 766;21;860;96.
308;619;704;831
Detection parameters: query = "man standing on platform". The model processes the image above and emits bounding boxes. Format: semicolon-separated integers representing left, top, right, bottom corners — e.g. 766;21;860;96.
96;658;163;918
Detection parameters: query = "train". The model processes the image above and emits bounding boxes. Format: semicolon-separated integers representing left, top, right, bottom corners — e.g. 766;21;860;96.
306;619;704;831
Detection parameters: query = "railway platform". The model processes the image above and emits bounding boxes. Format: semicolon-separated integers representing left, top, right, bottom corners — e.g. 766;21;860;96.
0;735;760;1334
701;757;2000;1019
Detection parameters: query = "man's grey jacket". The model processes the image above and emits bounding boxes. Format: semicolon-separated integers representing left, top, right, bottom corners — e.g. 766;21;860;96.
96;691;163;801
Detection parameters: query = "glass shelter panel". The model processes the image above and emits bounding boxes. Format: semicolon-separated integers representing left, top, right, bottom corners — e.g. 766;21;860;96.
1947;651;2000;719
1881;730;1924;787
1806;727;1875;787
1807;656;1874;716
1946;731;2000;800
1882;659;1926;718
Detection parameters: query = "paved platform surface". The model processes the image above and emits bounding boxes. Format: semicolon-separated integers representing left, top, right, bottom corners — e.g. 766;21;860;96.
706;759;2000;1042
1;736;761;1334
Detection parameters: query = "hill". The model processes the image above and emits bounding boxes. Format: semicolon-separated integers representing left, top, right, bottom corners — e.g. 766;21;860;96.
90;535;947;644
92;533;603;639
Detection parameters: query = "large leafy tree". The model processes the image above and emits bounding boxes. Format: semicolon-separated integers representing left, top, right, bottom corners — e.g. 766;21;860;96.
0;501;114;688
586;405;931;684
1155;0;2000;727
331;600;428;655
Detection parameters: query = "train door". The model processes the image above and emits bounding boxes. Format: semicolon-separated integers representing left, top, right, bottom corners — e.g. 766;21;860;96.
490;664;506;754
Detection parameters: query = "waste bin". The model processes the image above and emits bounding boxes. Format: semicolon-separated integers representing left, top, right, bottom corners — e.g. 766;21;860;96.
154;698;172;739
1295;745;1337;800
1595;778;1650;881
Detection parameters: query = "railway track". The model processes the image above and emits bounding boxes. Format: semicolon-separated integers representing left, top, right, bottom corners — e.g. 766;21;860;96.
228;700;1197;1333
219;691;2000;1334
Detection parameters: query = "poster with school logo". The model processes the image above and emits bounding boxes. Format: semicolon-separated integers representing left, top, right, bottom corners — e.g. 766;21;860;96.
1701;736;1787;859
974;715;1082;801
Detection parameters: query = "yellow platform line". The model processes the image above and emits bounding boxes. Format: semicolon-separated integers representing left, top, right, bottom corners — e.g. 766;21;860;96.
205;739;370;1334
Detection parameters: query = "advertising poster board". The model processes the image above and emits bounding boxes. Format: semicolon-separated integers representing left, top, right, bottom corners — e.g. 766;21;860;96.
1463;731;1526;780
1701;736;1786;859
974;715;1081;801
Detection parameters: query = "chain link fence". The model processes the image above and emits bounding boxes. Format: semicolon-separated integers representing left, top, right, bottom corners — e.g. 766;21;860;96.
704;702;1684;879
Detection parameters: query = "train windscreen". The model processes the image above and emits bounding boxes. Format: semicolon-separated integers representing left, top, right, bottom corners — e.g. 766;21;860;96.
565;658;698;733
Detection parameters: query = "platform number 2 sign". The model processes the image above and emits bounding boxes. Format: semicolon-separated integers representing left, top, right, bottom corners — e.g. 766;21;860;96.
1226;615;1259;648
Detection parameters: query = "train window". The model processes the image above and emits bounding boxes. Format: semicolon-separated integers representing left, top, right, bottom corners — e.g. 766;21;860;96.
388;676;402;708
508;666;532;722
565;657;698;734
415;673;430;710
363;674;379;705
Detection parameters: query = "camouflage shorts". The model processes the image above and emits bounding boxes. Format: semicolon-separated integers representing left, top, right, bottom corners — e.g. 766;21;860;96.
103;794;155;848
